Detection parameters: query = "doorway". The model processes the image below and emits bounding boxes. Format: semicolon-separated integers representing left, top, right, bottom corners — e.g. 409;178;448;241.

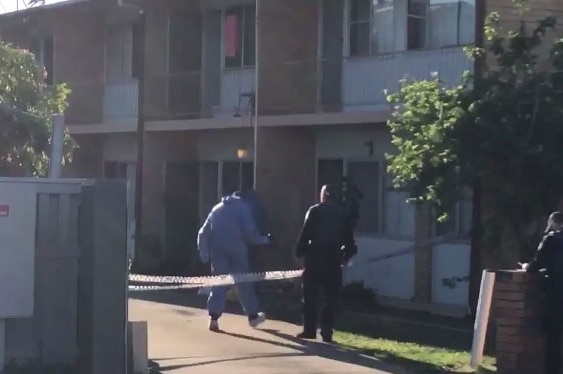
163;161;202;275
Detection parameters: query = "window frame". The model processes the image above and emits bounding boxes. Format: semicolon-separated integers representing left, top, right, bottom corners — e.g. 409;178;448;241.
31;35;55;85
316;157;388;236
343;0;475;57
406;0;427;50
222;4;256;69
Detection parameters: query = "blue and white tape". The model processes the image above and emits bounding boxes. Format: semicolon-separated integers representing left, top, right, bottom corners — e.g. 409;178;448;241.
128;237;454;292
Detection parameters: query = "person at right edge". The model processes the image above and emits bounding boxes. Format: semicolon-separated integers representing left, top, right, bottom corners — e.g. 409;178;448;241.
295;184;357;343
520;211;563;374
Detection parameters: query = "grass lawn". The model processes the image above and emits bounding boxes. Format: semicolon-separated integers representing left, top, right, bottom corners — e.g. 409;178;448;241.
334;331;496;374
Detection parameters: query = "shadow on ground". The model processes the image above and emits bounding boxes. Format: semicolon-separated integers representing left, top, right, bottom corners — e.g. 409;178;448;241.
132;289;492;374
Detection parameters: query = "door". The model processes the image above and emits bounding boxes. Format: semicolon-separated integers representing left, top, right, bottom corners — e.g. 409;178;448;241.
163;161;202;275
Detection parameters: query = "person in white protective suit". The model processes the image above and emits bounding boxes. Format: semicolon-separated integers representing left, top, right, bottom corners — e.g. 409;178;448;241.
197;192;270;332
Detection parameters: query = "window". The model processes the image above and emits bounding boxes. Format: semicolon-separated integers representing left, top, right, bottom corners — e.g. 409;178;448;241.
383;173;415;237
221;161;254;196
104;161;136;222
428;0;475;48
30;36;54;85
105;24;134;82
224;5;256;68
103;161;128;179
317;159;381;234
435;192;472;238
407;0;426;50
348;0;395;56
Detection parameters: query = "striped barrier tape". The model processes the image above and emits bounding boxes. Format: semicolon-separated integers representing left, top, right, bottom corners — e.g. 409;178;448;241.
128;236;457;292
128;270;304;292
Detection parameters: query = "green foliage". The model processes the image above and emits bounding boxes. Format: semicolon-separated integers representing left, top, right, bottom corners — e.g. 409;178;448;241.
386;7;563;254
0;36;75;176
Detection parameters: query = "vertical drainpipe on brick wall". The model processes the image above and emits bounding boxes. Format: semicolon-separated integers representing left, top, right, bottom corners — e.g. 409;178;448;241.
468;0;486;316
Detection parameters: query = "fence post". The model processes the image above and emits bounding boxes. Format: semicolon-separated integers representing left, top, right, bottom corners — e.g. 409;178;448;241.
48;113;65;178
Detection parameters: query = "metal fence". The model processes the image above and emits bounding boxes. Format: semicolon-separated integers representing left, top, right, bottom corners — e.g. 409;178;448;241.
2;179;127;374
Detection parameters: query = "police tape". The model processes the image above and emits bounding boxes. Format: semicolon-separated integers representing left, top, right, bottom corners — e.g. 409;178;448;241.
128;236;455;292
128;270;304;292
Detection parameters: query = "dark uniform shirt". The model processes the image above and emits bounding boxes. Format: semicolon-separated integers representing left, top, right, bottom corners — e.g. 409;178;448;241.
527;230;563;289
296;201;357;269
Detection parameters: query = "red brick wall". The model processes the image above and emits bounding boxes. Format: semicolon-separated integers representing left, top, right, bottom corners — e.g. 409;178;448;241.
494;270;555;374
258;0;320;115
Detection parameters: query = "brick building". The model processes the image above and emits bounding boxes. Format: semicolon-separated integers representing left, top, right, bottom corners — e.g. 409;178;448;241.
2;0;541;314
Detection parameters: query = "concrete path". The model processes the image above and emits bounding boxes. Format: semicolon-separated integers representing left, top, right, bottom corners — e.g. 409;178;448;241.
129;296;410;374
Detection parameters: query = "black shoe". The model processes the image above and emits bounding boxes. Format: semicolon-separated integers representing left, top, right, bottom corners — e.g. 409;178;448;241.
320;330;333;343
296;331;317;339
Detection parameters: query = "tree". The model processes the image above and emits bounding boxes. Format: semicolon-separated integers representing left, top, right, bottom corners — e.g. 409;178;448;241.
0;36;75;177
386;10;563;265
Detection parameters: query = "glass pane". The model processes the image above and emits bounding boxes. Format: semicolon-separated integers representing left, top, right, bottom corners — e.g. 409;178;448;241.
224;7;243;68
347;161;380;233
350;0;371;22
241;161;254;191
104;161;118;179
372;0;395;53
221;161;240;196
118;162;128;178
408;0;426;16
200;161;219;221
428;0;459;48
458;0;476;44
384;190;415;237
43;36;54;85
243;5;256;66
407;16;425;49
349;22;370;56
317;159;344;192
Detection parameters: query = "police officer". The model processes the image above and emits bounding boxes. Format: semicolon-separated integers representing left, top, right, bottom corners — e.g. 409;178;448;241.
295;184;357;343
341;175;363;231
520;211;563;374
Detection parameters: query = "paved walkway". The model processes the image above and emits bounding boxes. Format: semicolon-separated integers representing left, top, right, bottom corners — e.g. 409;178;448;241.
129;296;410;374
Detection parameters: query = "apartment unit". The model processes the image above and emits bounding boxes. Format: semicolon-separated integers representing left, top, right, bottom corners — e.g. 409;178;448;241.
1;0;481;312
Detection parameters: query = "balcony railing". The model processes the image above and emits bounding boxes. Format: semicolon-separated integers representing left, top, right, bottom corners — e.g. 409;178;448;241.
341;47;472;112
63;46;472;125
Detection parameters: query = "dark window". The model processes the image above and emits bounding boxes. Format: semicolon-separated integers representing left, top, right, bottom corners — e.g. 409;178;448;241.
317;159;344;192
407;0;426;50
348;161;380;233
104;161;128;179
221;161;254;196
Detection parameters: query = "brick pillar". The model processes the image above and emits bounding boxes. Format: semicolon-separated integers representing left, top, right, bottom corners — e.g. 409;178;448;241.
494;270;548;374
414;203;433;303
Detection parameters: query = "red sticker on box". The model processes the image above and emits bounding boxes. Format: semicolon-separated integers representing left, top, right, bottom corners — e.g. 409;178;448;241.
0;205;9;217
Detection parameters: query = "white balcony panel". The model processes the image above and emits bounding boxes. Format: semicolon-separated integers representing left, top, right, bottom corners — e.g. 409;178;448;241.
103;80;139;121
215;68;255;119
342;47;472;112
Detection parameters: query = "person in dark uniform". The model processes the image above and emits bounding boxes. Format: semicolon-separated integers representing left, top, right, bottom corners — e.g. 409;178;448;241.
295;184;357;343
341;175;363;231
520;211;563;374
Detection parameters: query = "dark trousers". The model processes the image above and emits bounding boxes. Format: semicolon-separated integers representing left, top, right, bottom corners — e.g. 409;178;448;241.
301;265;343;336
543;292;563;374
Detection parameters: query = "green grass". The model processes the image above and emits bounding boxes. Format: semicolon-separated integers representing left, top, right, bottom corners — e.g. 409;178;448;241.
334;331;496;374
